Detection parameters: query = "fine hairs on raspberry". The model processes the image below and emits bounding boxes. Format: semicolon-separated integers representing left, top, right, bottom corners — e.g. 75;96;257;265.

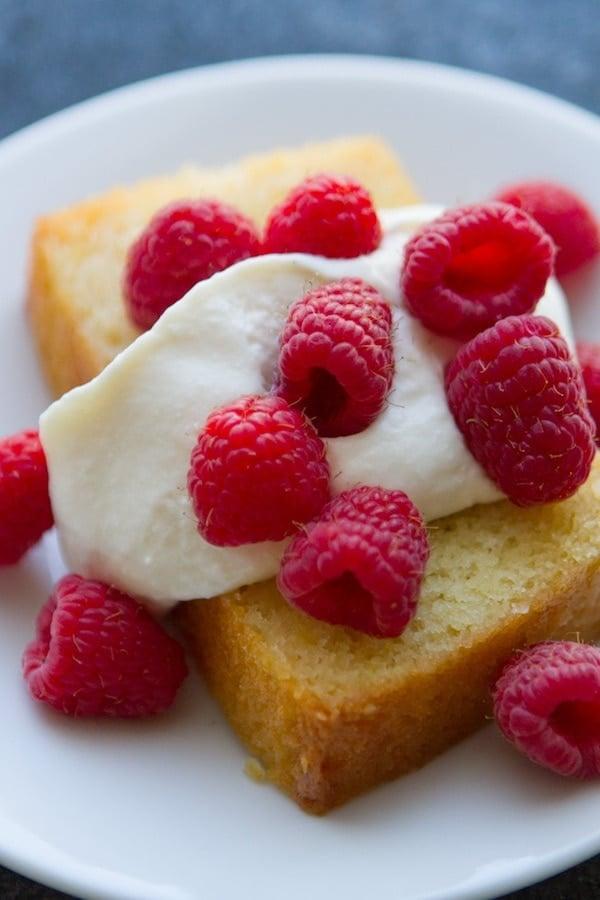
23;574;188;717
445;315;595;506
278;485;430;638
276;278;395;437
493;641;600;778
188;394;331;546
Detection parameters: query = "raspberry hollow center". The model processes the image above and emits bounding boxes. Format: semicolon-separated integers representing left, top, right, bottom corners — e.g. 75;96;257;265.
302;368;349;431
316;571;378;634
551;699;600;745
444;240;524;297
276;279;395;438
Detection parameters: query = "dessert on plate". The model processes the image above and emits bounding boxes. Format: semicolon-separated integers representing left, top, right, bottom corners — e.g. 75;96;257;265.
4;135;599;813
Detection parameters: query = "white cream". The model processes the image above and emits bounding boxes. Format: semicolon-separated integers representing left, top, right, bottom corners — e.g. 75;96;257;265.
40;205;574;610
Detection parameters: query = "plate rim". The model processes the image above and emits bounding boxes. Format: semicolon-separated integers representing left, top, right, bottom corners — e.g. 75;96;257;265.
2;53;600;167
2;53;600;900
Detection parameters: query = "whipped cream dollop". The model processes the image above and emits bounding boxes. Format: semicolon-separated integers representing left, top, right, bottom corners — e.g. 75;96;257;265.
40;205;574;610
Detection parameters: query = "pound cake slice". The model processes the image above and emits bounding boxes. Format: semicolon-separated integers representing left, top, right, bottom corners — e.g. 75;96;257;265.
29;136;418;396
179;480;600;812
28;136;600;813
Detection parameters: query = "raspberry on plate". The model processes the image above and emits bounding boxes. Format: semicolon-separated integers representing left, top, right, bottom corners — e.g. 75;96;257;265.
277;485;429;638
263;173;381;258
188;394;330;546
276;278;394;437
493;641;600;778
495;181;600;278
124;199;261;330
401;202;555;340
577;341;600;445
23;574;188;717
0;429;53;565
445;315;595;506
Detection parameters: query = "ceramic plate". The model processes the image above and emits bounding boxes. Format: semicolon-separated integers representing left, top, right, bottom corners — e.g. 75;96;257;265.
1;55;600;900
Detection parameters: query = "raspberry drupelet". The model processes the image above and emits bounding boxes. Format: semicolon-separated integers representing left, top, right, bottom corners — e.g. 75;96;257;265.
124;199;261;330
401;202;555;340
23;575;188;717
445;315;595;506
0;429;53;565
278;485;430;639
493;641;600;778
264;174;381;258
276;278;394;437
188;394;330;546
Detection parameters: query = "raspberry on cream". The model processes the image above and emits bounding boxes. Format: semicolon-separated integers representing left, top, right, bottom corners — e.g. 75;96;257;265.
401;202;555;340
446;315;595;506
188;394;330;546
276;278;394;437
39;206;575;610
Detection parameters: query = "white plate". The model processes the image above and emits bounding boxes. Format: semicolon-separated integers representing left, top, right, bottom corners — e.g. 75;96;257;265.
1;55;600;900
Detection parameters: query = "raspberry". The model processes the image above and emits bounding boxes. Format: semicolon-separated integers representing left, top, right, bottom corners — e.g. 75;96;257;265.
23;574;188;717
401;202;555;340
445;315;595;506
495;181;600;277
577;342;600;445
276;279;394;437
0;429;53;565
277;486;429;638
188;394;330;546
493;641;600;778
124;199;261;330
264;174;381;258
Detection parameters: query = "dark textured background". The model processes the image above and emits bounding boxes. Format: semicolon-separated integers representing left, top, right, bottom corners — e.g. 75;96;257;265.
1;0;599;897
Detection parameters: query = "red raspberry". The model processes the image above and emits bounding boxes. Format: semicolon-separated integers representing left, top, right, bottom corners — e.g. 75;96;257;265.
23;574;188;717
445;315;595;506
0;429;53;565
577;342;600;445
263;174;381;258
276;279;394;437
124;199;261;330
277;486;429;639
493;641;600;778
188;394;330;546
401;202;555;340
495;181;600;277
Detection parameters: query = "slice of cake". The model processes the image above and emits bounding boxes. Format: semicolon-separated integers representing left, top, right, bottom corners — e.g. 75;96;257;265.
179;481;600;812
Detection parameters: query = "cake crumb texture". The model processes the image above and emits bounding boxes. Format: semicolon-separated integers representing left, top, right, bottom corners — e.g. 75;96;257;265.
179;464;600;813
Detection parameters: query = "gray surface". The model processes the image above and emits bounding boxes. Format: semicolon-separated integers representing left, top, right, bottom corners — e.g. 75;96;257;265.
1;0;600;897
